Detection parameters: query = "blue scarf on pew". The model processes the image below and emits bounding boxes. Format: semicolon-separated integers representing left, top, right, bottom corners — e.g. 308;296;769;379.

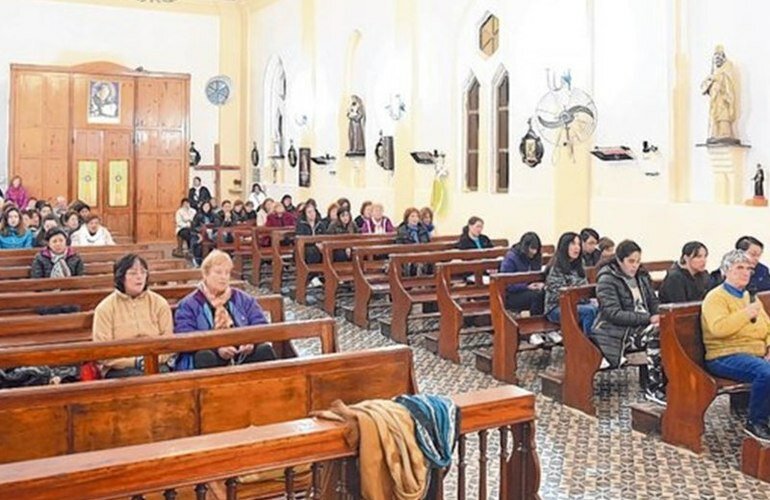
394;394;460;469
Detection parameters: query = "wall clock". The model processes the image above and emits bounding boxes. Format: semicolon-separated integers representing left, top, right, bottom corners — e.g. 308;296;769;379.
205;75;233;106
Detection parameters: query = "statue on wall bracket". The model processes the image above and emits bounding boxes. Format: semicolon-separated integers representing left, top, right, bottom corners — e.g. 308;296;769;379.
519;118;544;168
346;95;366;157
701;45;741;145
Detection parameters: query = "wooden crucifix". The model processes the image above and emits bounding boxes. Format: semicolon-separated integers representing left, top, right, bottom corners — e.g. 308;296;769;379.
194;144;240;202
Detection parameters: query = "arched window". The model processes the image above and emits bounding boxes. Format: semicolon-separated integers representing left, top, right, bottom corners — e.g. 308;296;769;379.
465;77;480;191
495;73;509;192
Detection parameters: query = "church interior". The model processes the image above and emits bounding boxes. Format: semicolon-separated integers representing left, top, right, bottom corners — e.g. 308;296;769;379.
0;0;769;498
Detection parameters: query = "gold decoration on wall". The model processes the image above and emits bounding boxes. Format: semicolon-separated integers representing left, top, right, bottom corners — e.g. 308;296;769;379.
109;160;129;207
77;160;98;207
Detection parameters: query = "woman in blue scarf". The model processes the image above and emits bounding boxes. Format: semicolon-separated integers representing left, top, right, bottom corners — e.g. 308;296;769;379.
396;207;431;245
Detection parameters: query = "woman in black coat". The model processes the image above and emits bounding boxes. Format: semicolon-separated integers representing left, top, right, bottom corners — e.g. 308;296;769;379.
591;239;665;404
295;203;325;264
30;228;84;278
658;241;710;304
456;216;493;250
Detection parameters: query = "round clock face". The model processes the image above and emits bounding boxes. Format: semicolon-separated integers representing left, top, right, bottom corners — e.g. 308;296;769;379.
205;75;232;106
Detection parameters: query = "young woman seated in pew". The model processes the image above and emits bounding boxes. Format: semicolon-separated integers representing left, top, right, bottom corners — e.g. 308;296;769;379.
598;237;615;261
62;210;81;235
175;198;196;257
500;232;545;316
326;208;360;261
256;197;274;226
591;240;666;404
296;202;325;287
544;232;596;340
174;250;276;370
360;202;395;234
34;215;61;248
30;228;84;279
456;216;493;250
92;254;174;378
70;214;115;246
702;249;770;442
191;200;221;266
0;207;34;249
659;241;710;304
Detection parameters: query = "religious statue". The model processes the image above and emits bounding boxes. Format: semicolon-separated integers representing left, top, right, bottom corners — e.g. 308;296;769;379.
701;45;739;145
346;95;366;156
753;163;765;198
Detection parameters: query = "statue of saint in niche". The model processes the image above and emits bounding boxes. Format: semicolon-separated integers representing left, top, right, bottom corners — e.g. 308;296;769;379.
753;163;765;198
701;45;739;145
346;95;366;156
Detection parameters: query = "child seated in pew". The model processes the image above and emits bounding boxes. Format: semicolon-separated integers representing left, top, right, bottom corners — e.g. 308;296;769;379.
70;214;115;246
591;240;665;404
92;254;174;378
544;232;596;343
0;206;34;249
500;232;546;317
659;241;710;304
30;228;84;278
701;249;770;443
456;216;493;250
174;250;276;370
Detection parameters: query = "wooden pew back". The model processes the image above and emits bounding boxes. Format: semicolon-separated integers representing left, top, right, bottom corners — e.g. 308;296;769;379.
0;258;186;280
0;346;416;464
0;249;165;268
0;243;150;258
0;268;199;294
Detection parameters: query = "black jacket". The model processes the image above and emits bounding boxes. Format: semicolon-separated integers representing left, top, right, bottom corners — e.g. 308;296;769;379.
188;186;212;209
582;249;602;268
30;249;84;278
658;263;710;304
296;218;325;236
457;233;493;250
591;260;659;367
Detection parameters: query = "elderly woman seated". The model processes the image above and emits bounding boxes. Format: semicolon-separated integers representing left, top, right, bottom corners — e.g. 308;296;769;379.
702;249;770;443
92;254;174;378
174;250;276;370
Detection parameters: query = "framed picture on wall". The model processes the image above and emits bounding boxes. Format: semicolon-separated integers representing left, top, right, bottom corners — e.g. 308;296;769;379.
88;80;120;124
299;147;311;187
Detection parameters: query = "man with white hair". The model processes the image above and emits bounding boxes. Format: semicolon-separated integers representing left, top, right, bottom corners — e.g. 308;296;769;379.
701;249;770;442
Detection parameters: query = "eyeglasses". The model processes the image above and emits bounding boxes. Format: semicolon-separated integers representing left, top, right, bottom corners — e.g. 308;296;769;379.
126;269;148;277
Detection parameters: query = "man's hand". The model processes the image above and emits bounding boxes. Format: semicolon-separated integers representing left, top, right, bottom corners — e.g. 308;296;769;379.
650;314;661;326
745;301;762;320
217;346;238;360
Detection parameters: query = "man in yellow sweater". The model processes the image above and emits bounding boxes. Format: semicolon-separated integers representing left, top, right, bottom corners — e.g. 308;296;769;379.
702;249;770;443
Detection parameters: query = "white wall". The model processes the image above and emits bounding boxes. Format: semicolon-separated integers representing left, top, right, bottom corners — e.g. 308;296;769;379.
0;0;220;189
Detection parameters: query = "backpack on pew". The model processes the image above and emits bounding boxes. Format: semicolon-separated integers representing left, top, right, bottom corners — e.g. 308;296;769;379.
0;365;80;389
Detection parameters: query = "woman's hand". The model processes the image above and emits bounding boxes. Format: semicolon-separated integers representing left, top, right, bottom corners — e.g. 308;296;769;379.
528;282;545;290
217;346;238;360
650;314;661;326
238;344;255;356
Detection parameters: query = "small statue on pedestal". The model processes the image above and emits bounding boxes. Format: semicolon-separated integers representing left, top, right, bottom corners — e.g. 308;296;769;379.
346;95;366;157
747;163;768;206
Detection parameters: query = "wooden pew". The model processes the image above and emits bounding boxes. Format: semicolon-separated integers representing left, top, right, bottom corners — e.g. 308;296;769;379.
0;248;165;268
248;226;291;286
349;239;461;328
270;229;296;293
0;258;186;280
541;262;671;416
0;294;284;348
0;318;334;379
477;271;560;383
320;234;460;317
0;385;540;499
0;268;200;294
293;233;395;305
385;245;508;344
655;301;753;452
0;282;245;316
0;242;150;258
0;346;417;465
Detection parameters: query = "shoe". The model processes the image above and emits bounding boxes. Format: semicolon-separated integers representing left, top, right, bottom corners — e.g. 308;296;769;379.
744;421;770;444
529;333;545;346
546;331;563;344
309;277;323;288
644;387;667;406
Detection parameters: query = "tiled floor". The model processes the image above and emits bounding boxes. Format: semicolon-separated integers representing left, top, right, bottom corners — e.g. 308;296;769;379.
266;284;770;499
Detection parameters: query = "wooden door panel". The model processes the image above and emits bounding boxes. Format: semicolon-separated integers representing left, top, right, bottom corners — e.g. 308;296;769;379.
159;80;185;128
45;129;69;158
18;128;43;157
136;159;159;208
135;80;160;128
43;75;70;127
104;131;132;158
16;73;44;127
160;130;184;158
44;159;69;200
135;130;158;159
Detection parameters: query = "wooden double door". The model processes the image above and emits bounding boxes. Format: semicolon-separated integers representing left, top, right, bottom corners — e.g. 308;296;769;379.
10;62;189;242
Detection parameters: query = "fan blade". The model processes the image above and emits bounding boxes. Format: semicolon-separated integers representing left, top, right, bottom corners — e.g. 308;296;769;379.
566;104;595;120
537;115;567;129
